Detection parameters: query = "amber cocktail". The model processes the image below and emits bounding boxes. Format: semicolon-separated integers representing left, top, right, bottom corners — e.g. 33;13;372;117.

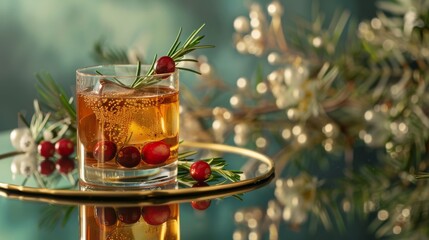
76;65;179;188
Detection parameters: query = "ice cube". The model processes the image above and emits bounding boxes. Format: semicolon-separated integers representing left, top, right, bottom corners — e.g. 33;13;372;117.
94;79;135;95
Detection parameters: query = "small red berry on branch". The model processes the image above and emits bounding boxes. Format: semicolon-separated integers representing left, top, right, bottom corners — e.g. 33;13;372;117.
38;141;55;158
155;56;176;74
55;138;75;157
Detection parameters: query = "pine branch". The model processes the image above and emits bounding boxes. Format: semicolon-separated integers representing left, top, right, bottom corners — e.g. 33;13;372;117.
35;72;76;126
92;40;129;64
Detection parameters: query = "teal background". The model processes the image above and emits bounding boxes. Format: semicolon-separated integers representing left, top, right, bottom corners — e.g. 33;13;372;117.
0;1;376;238
0;0;375;132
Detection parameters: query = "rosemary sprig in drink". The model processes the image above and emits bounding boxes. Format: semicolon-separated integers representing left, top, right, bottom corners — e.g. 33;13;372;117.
100;23;212;89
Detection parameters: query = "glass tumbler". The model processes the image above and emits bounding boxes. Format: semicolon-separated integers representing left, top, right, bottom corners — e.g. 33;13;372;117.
76;64;179;189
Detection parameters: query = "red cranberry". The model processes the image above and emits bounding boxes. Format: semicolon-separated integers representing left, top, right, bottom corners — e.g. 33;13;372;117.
93;140;117;162
38;141;55;158
95;207;117;226
117;207;141;224
55;138;74;157
142;205;171;226
39;159;56;175
155;56;175;74
190;160;211;182
141;141;170;165
116;146;141;168
55;157;75;174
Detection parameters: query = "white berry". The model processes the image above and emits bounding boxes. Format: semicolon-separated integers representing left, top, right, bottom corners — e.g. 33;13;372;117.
10;128;31;150
19;132;36;153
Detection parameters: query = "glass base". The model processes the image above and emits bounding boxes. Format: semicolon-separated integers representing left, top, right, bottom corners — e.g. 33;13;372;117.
79;161;177;190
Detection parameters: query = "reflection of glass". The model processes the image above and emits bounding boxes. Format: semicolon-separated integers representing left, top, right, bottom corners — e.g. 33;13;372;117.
80;203;180;240
76;65;179;189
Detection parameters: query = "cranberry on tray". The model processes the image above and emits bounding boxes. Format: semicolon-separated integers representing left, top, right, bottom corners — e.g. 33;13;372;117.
190;160;212;182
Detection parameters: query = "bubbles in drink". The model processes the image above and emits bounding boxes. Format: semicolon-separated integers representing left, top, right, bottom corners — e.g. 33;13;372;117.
77;84;179;171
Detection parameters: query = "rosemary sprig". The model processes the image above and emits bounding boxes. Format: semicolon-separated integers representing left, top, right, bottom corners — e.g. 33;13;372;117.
130;23;214;88
178;154;243;187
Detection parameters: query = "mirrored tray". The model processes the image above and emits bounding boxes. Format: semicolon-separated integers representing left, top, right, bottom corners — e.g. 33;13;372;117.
0;141;274;205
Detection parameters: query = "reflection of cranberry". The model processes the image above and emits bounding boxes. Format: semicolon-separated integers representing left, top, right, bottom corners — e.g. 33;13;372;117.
141;141;170;165
95;207;117;226
191;200;211;211
117;207;141;224
55;157;75;174
116;146;141;168
192;181;209;188
191;181;211;210
93;140;117;162
39;159;56;176
142;205;171;226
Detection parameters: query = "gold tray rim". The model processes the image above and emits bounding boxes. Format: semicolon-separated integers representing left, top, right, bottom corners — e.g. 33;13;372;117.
0;141;275;205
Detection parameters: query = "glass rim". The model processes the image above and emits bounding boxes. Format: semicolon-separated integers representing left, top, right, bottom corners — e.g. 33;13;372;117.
76;64;178;78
